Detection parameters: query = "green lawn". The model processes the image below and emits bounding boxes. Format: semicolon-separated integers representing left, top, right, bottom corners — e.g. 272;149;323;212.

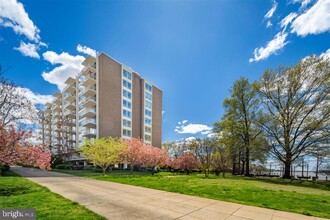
0;171;106;220
55;169;330;219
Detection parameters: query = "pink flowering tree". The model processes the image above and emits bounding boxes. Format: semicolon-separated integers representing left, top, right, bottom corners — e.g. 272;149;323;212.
0;125;51;171
124;138;145;174
0;125;30;165
124;138;169;175
172;153;200;175
141;144;169;175
18;145;52;170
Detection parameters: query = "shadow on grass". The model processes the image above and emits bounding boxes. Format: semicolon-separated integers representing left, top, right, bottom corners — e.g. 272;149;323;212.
232;175;330;191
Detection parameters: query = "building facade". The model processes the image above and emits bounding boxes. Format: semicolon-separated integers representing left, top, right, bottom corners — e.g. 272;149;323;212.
39;53;162;162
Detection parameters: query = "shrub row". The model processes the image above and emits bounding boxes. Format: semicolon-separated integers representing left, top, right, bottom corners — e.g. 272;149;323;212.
0;163;10;175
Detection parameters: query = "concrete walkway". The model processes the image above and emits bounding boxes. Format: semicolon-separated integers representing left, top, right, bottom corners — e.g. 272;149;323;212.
12;167;326;220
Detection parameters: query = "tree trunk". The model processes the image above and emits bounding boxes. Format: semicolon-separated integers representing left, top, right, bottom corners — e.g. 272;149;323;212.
283;161;291;179
238;153;241;174
316;157;319;179
102;167;106;176
241;160;245;175
130;165;133;175
245;146;250;176
232;157;236;175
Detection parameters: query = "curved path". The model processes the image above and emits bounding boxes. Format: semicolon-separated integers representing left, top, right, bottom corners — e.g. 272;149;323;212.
12;167;326;220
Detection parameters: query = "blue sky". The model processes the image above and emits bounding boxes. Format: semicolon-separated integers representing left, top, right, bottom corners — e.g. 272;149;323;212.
0;0;329;143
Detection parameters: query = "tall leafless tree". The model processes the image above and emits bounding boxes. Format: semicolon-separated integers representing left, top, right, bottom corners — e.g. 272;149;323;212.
0;70;36;128
257;56;330;178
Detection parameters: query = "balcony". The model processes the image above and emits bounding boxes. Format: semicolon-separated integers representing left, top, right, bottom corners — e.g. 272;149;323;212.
64;110;76;119
67;129;76;134
82;85;96;98
82;129;97;138
64;94;76;103
67;139;76;143
41;119;51;125
82;96;96;108
54;92;61;99
54;98;62;105
64;101;76;111
66;119;76;127
64;84;75;94
81;107;96;118
81;66;96;77
82;118;96;128
45;108;52;114
83;74;96;87
53;106;62;113
65;77;76;85
54;127;63;132
82;56;96;67
53;111;62;118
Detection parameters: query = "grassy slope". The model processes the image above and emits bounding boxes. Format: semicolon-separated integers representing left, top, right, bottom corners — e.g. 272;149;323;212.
55;169;330;219
0;171;106;220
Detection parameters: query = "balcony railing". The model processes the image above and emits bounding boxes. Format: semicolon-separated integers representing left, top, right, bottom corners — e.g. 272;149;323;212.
81;85;96;97
80;96;96;109
81;118;96;128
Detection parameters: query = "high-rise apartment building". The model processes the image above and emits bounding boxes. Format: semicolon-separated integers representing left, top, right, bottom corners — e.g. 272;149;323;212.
39;53;162;162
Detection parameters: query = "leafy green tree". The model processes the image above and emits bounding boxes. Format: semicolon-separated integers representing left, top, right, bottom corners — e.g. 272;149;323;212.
256;56;330;178
216;77;265;176
214;115;243;175
80;137;127;175
186;138;216;177
211;144;228;177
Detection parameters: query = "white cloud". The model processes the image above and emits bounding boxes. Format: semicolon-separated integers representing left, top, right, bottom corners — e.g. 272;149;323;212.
201;130;212;135
42;51;84;90
249;32;288;62
320;48;330;59
266;21;273;28
14;41;40;59
291;0;330;36
178;120;188;125
265;0;278;19
77;44;97;57
280;13;298;31
251;0;329;62
207;133;220;138
16;87;53;105
0;0;40;42
291;0;313;9
175;121;212;134
185;136;196;141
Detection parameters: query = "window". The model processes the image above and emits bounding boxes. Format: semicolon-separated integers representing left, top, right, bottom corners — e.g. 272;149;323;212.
145;117;151;125
123;90;131;99
123;80;131;90
145;92;152;100
123;119;131;128
145;134;151;141
123;70;132;80
123;129;131;137
145;83;152;92
123;109;131;118
145;100;152;109
123;99;131;109
145;126;151;133
145;109;152;117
